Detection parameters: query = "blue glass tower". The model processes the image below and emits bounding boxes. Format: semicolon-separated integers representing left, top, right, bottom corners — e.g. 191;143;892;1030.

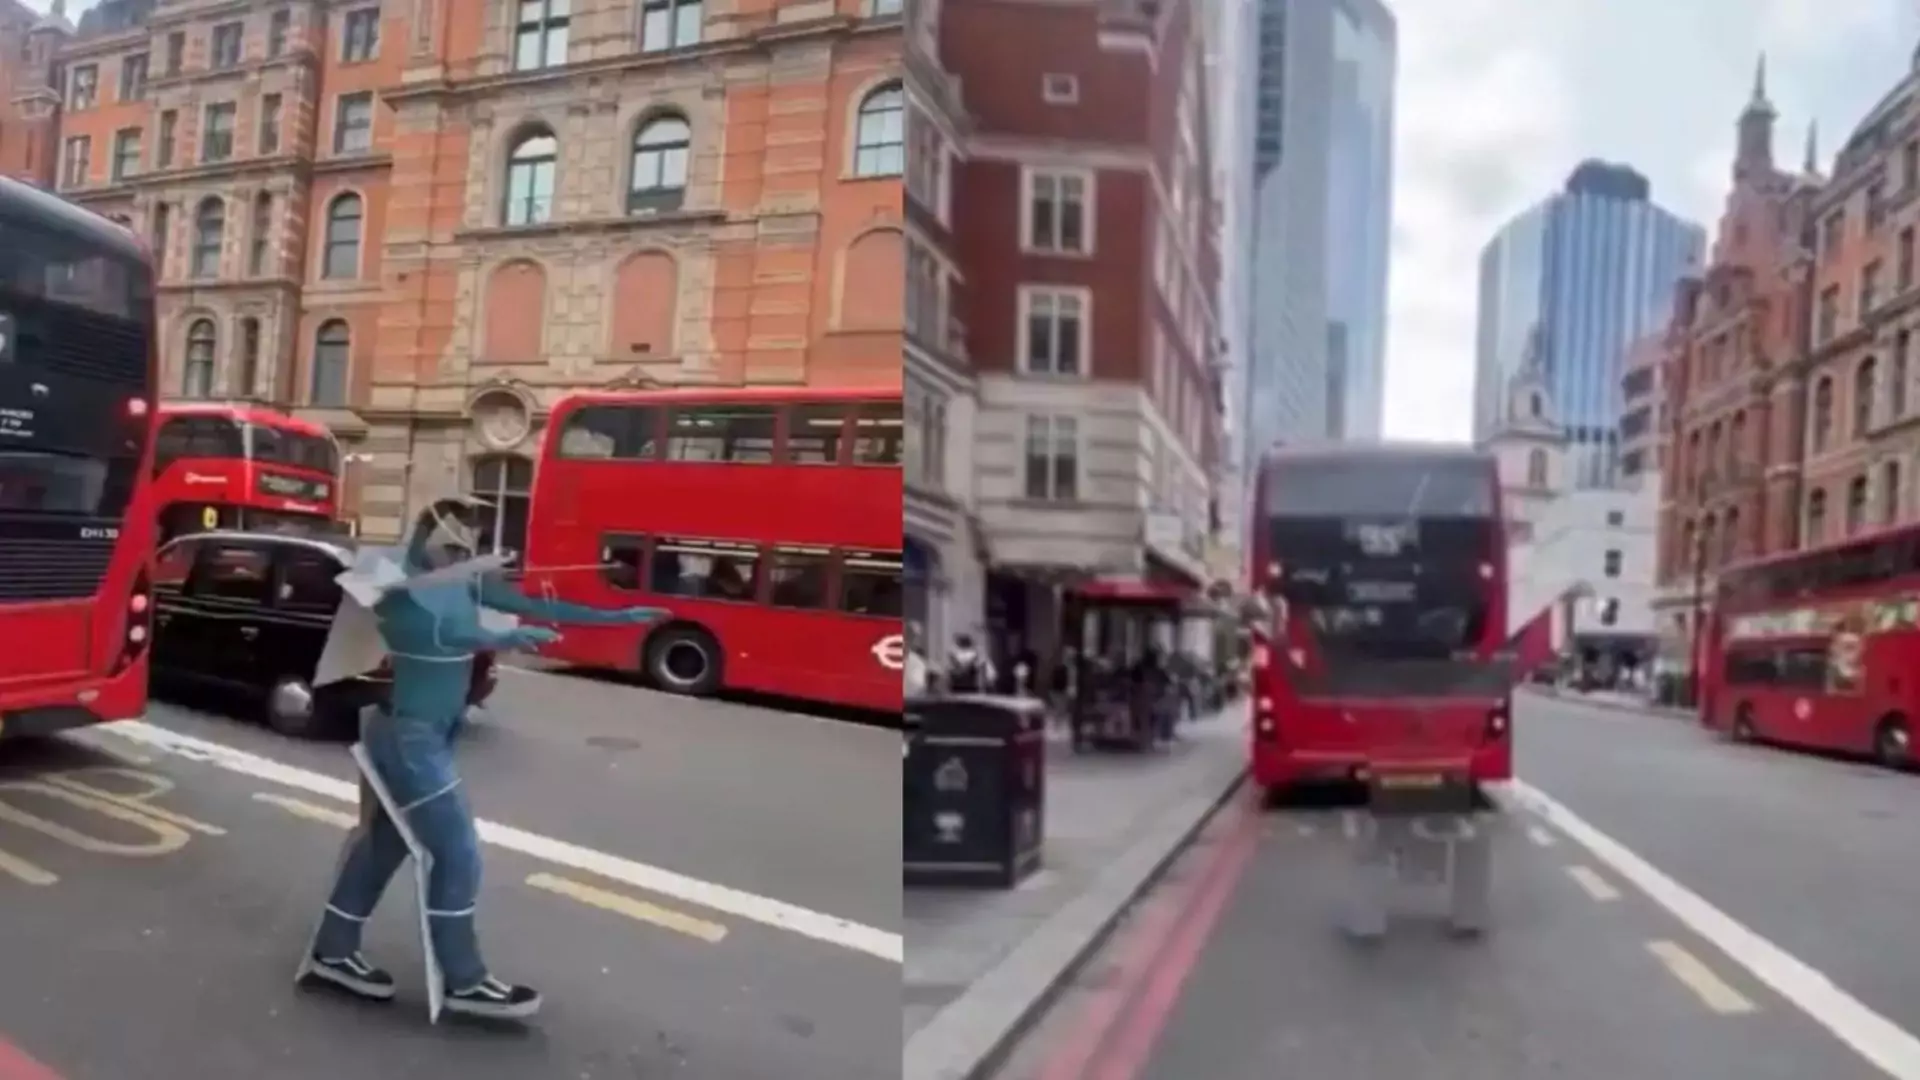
1474;162;1705;487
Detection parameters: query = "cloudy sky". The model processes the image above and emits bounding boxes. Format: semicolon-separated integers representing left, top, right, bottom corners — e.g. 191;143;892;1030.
1384;0;1920;441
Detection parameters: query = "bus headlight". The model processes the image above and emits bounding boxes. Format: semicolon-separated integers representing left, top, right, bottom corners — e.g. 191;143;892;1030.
1486;703;1509;737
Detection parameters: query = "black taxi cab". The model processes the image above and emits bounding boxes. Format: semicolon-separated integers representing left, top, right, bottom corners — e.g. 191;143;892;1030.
151;530;498;738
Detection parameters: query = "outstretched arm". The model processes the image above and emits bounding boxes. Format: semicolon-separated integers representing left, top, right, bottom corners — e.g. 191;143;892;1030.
477;573;657;626
377;590;555;652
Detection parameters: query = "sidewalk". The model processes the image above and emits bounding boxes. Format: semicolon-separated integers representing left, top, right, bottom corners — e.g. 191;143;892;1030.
1523;685;1693;720
903;702;1249;1080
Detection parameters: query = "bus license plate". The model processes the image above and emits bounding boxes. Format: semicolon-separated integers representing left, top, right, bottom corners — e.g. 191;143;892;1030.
1376;772;1443;789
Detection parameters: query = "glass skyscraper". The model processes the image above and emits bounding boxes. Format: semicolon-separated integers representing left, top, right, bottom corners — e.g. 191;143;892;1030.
1235;0;1395;470
1474;162;1705;488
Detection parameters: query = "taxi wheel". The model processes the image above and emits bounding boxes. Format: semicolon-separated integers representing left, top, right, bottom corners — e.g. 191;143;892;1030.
645;626;722;697
1874;715;1912;771
264;676;324;740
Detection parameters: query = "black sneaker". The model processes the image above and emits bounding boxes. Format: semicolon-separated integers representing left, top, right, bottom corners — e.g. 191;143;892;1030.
303;952;397;1001
446;976;542;1019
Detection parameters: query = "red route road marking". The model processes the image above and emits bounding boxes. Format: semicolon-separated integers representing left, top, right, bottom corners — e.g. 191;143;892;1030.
1035;791;1263;1080
0;1037;65;1080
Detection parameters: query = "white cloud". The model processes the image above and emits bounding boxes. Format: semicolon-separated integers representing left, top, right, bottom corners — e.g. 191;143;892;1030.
1379;0;1920;445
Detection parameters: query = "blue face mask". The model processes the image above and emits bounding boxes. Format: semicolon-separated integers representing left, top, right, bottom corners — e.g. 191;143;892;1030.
415;502;480;570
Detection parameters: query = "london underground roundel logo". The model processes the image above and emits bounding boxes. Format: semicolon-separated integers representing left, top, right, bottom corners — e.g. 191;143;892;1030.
872;634;905;671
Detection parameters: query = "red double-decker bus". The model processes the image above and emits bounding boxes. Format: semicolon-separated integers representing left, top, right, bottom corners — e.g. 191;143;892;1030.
1704;522;1920;768
0;177;160;736
1248;444;1526;794
151;402;340;543
522;386;903;712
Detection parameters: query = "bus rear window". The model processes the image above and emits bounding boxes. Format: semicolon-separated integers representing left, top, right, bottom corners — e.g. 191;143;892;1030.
1265;455;1495;518
0;451;111;514
0;221;150;320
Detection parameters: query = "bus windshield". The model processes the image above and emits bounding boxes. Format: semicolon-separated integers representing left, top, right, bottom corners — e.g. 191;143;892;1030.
0;450;111;514
248;424;337;474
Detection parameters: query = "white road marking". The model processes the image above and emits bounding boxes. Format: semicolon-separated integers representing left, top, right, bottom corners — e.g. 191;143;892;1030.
1565;864;1620;902
104;719;904;964
1526;824;1555;847
1647;939;1757;1015
1518;778;1920;1077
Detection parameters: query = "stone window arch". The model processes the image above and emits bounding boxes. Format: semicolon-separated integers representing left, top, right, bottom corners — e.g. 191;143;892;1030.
310;319;350;407
468;454;534;557
851;83;903;177
628;114;690;214
321;192;363;279
183;317;216;398
1526;448;1547;487
503;127;558;226
190;196;224;279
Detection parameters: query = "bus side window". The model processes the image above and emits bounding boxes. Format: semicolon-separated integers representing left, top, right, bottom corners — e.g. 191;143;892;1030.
851;400;902;466
1725;648;1777;686
788;404;848;465
185;416;244;458
560;405;657;460
1777;647;1828;691
666;405;776;463
600;533;647;591
153;417;192;473
839;549;902;617
650;537;760;600
766;546;831;609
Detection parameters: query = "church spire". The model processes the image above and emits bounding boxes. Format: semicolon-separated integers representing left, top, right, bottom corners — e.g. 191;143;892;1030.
1803;120;1820;176
1735;52;1777;178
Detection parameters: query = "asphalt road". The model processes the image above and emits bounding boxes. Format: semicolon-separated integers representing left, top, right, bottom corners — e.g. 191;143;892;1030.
991;692;1920;1080
0;667;901;1080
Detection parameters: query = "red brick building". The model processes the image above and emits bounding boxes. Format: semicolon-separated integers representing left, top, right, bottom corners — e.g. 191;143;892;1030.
1653;65;1822;666
0;0;59;183
939;0;1224;650
29;0;903;543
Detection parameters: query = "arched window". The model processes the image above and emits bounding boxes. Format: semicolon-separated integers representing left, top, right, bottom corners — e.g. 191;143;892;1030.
1705;421;1723;480
183;318;216;398
1526;448;1546;487
1812;376;1834;452
248;192;273;276
191;197;224;279
1896;333;1912;421
322;193;362;279
1806;487;1827;545
629;115;690;214
1721;507;1740;564
1883;460;1902;525
237;316;261;397
504;130;557;226
1729;410;1747;474
1855;356;1878;437
468;455;535;558
310;319;350;407
1847;474;1869;535
852;84;903;178
1528;392;1542;418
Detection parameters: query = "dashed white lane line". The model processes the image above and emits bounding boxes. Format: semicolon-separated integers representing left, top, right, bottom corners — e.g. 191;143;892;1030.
1647;939;1757;1015
1565;864;1620;902
1526;824;1556;847
98;719;904;964
1516;778;1920;1078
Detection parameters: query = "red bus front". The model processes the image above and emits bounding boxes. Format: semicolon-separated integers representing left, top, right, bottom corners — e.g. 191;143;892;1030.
1248;446;1514;791
523;387;903;713
152;403;340;543
0;178;159;735
1704;524;1920;766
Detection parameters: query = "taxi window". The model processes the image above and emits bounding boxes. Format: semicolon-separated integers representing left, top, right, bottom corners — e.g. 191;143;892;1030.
154;539;198;589
196;542;271;604
275;547;342;612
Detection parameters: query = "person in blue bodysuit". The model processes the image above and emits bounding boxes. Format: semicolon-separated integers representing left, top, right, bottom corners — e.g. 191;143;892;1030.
299;496;663;1019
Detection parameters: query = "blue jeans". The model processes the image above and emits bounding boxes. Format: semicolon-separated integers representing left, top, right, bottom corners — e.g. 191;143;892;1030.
312;708;488;990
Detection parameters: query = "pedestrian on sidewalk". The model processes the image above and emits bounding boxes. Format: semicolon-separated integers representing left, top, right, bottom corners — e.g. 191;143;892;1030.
299;496;667;1021
945;633;993;694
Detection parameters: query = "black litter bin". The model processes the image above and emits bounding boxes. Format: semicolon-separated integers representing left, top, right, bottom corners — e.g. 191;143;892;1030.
904;695;1046;889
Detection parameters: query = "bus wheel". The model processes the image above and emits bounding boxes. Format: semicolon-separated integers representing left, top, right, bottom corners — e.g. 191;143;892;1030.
645;626;723;697
1730;704;1757;743
1874;715;1912;771
265;676;323;739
